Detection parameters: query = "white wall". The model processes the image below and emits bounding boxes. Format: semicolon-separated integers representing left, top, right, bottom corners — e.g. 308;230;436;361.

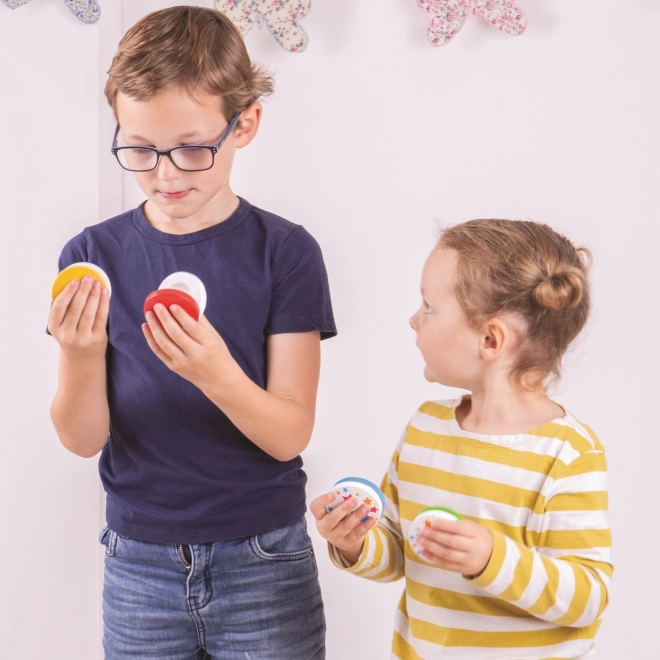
2;1;658;658
0;2;102;658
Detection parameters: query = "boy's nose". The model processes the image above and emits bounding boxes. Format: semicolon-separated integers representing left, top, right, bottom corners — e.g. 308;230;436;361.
155;154;179;180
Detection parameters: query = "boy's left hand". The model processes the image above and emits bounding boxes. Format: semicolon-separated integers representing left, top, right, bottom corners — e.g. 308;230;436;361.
416;518;494;578
142;303;235;389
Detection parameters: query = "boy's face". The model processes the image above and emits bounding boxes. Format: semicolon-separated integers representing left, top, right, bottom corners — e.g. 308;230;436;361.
115;87;254;226
409;248;482;388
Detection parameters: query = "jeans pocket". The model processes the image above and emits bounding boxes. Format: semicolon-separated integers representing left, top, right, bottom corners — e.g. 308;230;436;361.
99;526;118;557
250;518;315;562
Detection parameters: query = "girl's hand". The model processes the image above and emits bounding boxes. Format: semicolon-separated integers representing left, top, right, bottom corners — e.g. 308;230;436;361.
142;303;235;389
310;492;378;566
416;518;494;577
48;276;109;362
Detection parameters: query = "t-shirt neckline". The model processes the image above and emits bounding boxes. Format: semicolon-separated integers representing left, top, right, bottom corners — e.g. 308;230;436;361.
447;394;570;446
132;197;251;245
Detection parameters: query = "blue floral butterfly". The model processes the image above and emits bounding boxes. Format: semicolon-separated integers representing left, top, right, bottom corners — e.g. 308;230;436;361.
2;0;100;24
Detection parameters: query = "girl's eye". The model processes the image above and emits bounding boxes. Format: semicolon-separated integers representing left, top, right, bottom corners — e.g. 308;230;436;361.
424;303;432;314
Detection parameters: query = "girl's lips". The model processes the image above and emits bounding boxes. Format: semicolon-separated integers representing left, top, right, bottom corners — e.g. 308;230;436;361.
159;189;192;200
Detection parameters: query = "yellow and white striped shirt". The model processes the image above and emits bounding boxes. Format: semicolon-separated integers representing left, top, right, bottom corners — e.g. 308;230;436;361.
329;398;612;659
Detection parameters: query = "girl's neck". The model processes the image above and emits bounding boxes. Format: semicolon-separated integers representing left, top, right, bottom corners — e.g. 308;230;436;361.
455;384;565;436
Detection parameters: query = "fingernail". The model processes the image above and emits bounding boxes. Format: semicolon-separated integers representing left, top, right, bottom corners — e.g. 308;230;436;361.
327;493;335;500
349;497;357;505
70;280;79;288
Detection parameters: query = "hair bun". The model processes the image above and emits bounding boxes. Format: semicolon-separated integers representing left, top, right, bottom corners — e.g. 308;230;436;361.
533;266;584;311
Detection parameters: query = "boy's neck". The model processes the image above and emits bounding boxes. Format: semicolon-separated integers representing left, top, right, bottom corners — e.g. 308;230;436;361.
143;186;240;235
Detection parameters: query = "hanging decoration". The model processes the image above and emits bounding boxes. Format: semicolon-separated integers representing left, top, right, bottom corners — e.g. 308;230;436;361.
418;0;526;47
1;0;100;24
215;1;311;52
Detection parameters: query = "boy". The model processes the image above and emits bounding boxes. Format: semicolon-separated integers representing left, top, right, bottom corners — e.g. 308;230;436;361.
48;7;334;659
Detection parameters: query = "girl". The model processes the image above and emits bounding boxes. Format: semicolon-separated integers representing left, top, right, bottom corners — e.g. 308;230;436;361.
312;219;611;659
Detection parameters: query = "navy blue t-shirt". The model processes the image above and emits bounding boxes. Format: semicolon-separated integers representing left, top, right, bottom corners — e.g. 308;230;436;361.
56;198;336;544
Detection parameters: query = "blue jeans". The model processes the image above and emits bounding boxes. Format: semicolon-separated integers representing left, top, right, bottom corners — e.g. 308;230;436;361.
100;518;326;659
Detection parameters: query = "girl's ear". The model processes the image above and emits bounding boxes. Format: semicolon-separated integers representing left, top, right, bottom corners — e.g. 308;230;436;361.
478;318;510;362
234;102;262;149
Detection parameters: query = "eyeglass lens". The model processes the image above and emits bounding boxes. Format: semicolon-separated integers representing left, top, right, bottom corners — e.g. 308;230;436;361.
116;146;214;172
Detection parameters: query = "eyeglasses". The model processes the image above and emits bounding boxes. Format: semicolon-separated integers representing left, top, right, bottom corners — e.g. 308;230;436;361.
110;113;241;172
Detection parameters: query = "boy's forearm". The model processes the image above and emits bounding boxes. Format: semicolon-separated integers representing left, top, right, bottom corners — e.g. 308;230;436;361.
50;352;110;458
199;363;314;462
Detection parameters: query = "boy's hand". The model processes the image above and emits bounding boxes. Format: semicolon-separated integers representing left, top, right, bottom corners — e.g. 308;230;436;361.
48;276;109;361
310;492;378;566
416;518;494;577
142;303;235;389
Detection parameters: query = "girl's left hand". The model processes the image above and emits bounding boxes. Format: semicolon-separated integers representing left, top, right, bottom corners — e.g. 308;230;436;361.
142;303;236;389
417;518;494;578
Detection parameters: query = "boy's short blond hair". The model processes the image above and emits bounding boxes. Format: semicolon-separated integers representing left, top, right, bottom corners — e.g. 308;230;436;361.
105;6;273;121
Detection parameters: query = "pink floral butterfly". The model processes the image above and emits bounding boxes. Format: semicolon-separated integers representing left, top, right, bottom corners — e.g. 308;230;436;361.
418;0;526;46
1;0;100;23
216;0;311;52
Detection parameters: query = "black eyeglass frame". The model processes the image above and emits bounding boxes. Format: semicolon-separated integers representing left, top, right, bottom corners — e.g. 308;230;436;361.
110;113;241;172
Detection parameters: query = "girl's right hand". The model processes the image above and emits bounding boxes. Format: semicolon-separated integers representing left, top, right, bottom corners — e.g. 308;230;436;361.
48;275;110;360
310;492;378;565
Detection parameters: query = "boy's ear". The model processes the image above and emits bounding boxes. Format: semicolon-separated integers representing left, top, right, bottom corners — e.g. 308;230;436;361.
478;318;510;362
234;102;262;149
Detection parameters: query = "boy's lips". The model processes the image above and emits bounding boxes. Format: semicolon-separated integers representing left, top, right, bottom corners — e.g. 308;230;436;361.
159;189;192;200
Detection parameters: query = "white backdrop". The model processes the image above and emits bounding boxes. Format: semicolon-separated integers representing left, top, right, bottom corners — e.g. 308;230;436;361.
1;1;658;658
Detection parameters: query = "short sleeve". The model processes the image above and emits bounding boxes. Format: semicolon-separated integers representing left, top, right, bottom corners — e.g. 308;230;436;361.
267;226;336;339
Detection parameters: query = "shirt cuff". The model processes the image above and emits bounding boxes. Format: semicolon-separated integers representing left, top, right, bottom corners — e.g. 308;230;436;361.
467;529;508;588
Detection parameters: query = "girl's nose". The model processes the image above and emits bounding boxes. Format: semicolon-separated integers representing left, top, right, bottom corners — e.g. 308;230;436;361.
409;311;418;331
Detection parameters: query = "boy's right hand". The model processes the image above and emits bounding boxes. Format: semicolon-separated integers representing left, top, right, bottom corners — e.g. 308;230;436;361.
48;276;110;360
310;492;378;566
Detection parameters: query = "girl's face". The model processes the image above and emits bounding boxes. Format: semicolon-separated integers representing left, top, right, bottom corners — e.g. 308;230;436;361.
409;248;482;388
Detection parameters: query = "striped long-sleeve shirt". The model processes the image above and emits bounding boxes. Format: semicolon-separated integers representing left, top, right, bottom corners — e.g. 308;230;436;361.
329;398;612;659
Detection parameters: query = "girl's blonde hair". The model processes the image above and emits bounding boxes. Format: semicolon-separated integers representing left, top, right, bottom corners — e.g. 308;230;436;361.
439;219;592;389
105;6;273;121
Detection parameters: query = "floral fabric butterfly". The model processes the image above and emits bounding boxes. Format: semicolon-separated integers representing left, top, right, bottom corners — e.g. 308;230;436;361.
418;0;526;46
1;0;100;24
215;0;311;52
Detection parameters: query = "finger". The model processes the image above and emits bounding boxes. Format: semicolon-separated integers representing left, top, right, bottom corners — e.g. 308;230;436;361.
153;304;195;351
428;518;471;537
418;549;465;573
91;287;111;335
48;280;81;329
142;323;173;365
418;537;468;564
169;305;206;344
422;528;471;552
146;309;186;360
55;276;94;332
323;496;360;529
344;512;378;543
77;280;103;334
337;504;372;535
310;493;336;520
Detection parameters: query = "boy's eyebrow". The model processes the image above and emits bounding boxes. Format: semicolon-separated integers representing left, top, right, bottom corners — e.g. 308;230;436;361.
122;131;206;143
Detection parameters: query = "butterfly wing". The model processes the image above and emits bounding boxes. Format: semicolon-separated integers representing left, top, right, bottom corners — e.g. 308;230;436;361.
2;0;34;8
476;0;526;37
63;0;101;24
215;0;259;37
419;0;469;47
261;1;311;52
